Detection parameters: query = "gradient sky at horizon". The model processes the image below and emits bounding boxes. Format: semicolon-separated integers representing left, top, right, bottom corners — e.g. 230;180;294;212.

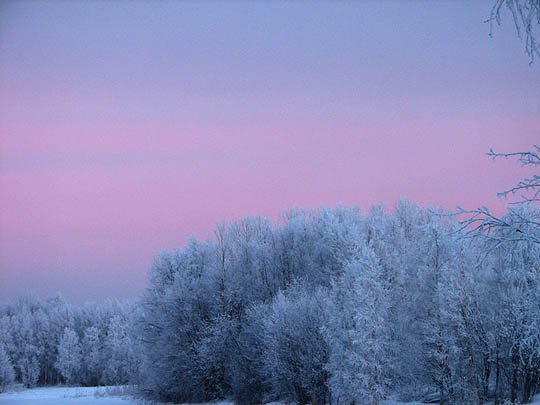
0;0;539;303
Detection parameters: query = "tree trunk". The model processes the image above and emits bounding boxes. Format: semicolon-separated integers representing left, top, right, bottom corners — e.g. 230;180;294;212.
510;347;520;403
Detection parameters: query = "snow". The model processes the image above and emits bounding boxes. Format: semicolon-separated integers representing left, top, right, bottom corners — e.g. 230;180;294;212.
0;386;135;404
2;386;539;405
0;386;237;405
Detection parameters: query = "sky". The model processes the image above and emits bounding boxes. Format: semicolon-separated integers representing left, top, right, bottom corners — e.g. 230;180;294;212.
0;0;539;303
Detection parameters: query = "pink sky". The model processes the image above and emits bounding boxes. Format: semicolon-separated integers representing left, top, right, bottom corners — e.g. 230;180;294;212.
0;1;539;303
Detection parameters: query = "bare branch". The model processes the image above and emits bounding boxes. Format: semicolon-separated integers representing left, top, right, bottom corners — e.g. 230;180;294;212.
456;206;540;244
488;145;540;204
456;144;540;244
488;0;540;63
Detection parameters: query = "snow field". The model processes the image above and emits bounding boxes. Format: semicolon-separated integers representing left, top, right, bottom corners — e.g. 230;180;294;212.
0;386;135;404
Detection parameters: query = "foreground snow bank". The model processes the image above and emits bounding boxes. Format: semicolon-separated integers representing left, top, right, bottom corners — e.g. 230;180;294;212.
0;385;136;404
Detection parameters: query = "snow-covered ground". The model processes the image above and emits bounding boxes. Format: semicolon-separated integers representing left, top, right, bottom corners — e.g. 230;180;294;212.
0;385;238;405
0;386;136;404
1;386;539;405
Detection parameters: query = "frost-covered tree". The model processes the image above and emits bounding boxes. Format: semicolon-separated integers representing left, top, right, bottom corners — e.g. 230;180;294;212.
81;326;101;386
486;208;540;403
262;287;329;404
0;296;136;388
101;314;134;385
324;246;390;404
136;244;217;402
489;0;540;62
0;344;15;392
55;327;82;384
11;308;42;388
19;355;40;388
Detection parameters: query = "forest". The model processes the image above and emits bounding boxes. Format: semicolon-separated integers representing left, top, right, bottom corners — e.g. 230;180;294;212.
1;201;539;404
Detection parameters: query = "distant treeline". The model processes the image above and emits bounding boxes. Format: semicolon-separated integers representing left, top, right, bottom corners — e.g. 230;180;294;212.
1;202;539;404
0;297;136;390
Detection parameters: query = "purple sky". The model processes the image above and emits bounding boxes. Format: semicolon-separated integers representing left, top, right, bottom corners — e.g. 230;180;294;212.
0;1;539;303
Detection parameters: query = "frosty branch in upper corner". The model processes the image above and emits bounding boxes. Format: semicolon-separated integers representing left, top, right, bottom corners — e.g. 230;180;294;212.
488;145;540;204
488;0;540;63
457;144;540;244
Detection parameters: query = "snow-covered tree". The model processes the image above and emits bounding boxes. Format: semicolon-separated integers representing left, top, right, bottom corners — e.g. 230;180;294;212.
0;344;15;392
262;287;329;404
55;327;82;384
19;355;40;388
101;314;134;385
81;326;102;385
324;245;390;404
489;0;540;63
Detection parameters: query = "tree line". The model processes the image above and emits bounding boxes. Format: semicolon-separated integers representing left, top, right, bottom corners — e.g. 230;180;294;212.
137;203;539;404
1;202;539;404
0;297;137;391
